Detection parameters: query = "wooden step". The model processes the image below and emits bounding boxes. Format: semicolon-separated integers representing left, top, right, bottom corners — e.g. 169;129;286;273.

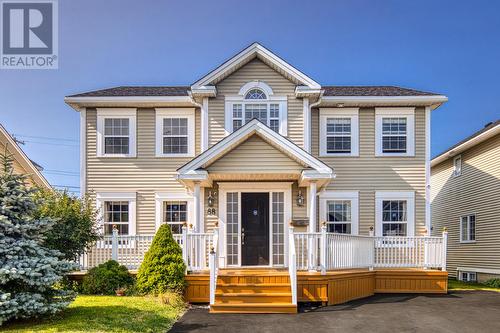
215;292;292;303
210;303;297;314
216;283;291;293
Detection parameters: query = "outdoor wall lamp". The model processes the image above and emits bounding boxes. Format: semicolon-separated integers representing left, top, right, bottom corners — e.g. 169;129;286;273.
207;190;216;207
296;190;304;207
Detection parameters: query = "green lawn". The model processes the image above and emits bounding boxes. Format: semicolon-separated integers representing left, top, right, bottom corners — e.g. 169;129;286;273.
3;295;185;333
448;279;500;292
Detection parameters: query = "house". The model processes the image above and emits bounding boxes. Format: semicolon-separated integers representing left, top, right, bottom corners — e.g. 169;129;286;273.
431;120;500;283
0;123;51;189
65;43;449;313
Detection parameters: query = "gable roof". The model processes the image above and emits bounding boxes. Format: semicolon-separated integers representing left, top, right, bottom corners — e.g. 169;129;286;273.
177;119;334;185
67;86;190;98
191;42;321;90
0;124;51;189
431;120;500;167
323;86;441;97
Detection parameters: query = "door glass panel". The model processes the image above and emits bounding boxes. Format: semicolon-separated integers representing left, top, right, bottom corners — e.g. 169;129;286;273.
226;192;239;266
272;192;285;265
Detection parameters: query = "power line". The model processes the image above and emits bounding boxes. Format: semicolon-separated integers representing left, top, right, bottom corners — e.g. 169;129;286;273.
44;171;79;177
44;169;79;175
13;134;78;142
23;140;78;147
53;185;80;189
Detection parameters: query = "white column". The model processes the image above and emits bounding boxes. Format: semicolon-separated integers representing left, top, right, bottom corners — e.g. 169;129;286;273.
303;98;311;153
201;97;209;152
193;181;201;232
308;181;317;233
425;106;431;236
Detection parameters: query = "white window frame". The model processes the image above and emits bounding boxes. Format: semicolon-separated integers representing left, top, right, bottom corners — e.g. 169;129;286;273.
155;108;195;157
96;108;137;157
375;191;415;236
319;108;359;157
96;192;137;236
459;271;477;282
225;81;287;136
319;191;359;235
453;155;462;177
155;191;195;231
375;108;415;157
460;214;476;243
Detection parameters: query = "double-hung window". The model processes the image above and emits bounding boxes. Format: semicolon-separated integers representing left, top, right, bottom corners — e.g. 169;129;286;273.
163;201;188;234
97;108;137;157
225;83;287;135
97;192;136;238
460;214;476;242
375;108;415;156
319;191;359;235
155;108;195;157
375;192;415;237
319;108;359;156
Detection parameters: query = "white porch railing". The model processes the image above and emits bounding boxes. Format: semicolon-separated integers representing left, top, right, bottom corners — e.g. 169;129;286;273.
208;224;220;305
288;225;297;305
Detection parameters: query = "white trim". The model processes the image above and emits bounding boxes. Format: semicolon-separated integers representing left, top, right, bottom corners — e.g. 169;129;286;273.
201;98;209;152
453;155;462;177
154;191;194;231
96;192;137;236
375;191;415;237
80;108;86;196
192;43;321;89
319;108;359;157
375;107;415;157
96;108;137;158
303;98;310;152
425;106;431;235
319;191;359;235
238;81;274;97
321;95;448;105
155;108;195;157
178;119;333;176
65;95;193;106
431;122;500;166
308;182;317;233
458;267;500;275
218;182;292;268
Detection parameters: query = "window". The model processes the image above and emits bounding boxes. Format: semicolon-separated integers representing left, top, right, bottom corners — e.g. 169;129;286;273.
375;108;415;157
97;192;136;237
97;108;136;157
272;192;285;265
164;201;188;234
375;192;415;236
155;108;195;157
319;108;359;156
382;117;407;153
460;214;476;242
319;191;359;235
225;82;287;135
326;200;352;233
453;155;462;177
226;192;239;266
460;271;477;282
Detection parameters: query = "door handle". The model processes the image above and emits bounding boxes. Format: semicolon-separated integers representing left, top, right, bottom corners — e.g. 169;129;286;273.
242;228;245;245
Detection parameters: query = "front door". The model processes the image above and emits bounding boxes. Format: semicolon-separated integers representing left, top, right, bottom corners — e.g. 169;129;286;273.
241;192;269;266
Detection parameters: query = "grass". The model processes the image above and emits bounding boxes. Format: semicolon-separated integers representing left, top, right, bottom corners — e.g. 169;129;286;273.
3;295;186;333
448;279;500;292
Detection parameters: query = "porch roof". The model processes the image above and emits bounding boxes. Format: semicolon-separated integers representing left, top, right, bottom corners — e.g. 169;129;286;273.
176;119;335;188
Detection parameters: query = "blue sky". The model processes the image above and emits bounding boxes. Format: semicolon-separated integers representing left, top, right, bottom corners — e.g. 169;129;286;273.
1;0;499;193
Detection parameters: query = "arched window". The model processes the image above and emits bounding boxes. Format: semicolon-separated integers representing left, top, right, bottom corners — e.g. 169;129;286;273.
245;88;267;100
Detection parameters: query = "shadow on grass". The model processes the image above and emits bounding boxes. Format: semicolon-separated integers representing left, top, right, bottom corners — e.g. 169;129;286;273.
3;305;176;333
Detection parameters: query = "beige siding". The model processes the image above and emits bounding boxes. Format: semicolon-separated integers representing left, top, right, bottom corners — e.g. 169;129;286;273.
311;107;428;235
207;135;304;174
208;58;304;148
431;135;500;278
85;108;201;234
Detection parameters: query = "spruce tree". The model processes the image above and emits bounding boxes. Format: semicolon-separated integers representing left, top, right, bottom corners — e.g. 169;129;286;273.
0;150;76;325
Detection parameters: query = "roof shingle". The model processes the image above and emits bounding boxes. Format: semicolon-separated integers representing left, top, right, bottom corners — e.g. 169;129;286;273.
322;86;441;97
67;86;190;97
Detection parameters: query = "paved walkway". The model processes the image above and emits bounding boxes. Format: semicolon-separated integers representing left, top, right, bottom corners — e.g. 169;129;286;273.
169;291;500;333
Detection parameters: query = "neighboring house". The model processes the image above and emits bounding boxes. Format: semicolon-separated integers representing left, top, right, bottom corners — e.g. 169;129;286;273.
0;123;51;189
431;120;500;282
65;43;449;312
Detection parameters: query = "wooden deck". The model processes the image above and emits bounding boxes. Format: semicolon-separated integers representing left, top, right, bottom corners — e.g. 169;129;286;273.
185;268;448;307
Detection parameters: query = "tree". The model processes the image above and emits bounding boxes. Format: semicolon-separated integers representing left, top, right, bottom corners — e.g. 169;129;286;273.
0;151;76;325
35;190;100;261
136;224;186;294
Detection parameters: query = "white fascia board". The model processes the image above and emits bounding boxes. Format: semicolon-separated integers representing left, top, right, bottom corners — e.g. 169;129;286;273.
192;43;321;89
64;96;194;109
295;86;322;97
321;95;448;105
431;123;500;167
190;86;217;97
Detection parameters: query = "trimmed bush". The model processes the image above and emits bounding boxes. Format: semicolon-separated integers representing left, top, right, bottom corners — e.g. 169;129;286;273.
82;260;134;295
136;224;186;294
484;278;500;288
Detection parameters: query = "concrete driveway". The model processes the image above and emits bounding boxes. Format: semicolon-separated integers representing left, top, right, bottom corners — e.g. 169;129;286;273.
169;291;500;333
